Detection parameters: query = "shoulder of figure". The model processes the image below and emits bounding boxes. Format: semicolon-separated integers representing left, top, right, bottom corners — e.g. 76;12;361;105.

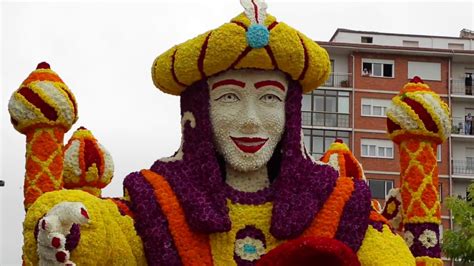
357;222;415;265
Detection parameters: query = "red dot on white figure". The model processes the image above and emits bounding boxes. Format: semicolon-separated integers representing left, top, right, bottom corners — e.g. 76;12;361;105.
52;237;60;248
81;208;89;219
56;251;67;263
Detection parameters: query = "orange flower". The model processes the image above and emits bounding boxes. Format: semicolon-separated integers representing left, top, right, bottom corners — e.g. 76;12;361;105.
24;128;64;208
406;140;420;153
410;201;426;219
369;210;389;225
141;170;213;266
108;198;134;218
303;177;354;238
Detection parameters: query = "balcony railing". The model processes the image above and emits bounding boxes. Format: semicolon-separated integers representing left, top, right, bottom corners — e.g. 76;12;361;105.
452;160;474;175
323;73;353;88
302;111;350;128
451;116;474;135
451;79;474;96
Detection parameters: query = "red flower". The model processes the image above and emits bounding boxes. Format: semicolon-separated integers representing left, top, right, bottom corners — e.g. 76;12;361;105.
257;237;360;266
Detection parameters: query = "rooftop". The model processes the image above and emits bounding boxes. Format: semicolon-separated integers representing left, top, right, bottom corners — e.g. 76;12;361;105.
317;41;474;55
329;28;474;42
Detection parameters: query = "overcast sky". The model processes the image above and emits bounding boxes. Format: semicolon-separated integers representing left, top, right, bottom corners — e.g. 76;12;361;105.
1;0;473;264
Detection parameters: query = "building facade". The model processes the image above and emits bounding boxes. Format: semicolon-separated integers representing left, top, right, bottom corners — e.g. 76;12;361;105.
304;28;474;264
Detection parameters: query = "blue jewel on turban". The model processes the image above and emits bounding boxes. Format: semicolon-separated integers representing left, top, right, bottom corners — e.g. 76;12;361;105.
246;24;270;48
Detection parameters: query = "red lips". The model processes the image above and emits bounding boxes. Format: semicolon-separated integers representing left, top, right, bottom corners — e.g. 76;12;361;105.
231;137;268;153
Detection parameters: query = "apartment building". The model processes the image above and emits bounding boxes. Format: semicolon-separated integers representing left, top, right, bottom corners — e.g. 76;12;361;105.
304;28;474;264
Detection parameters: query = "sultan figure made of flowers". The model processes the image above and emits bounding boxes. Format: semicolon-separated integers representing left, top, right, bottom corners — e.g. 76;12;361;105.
9;1;450;265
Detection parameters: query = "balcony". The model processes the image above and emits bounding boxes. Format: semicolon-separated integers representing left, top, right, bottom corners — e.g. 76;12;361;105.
451;116;474;138
451;79;474;96
452;160;474;176
322;73;353;88
302;111;350;129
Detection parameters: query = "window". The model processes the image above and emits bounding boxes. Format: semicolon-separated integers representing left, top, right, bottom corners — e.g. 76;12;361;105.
362;59;394;78
368;179;394;199
303;129;350;159
467;157;474;172
361;36;373;43
302;94;312;111
361;139;394;159
439;183;443;202
408;61;441;81
403;40;419;47
453;181;472;200
361;98;391;117
439;225;443;243
468;186;472;202
324;60;335;87
437;145;442;162
448;43;464;50
466;148;474;173
301;90;350;128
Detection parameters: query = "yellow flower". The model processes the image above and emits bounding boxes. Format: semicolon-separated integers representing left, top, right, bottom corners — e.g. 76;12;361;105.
387;201;397;215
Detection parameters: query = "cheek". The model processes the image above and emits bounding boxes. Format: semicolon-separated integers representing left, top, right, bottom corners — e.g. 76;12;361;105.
210;104;239;137
260;105;286;133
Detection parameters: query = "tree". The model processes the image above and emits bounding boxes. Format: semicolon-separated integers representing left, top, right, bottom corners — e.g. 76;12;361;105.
442;182;474;265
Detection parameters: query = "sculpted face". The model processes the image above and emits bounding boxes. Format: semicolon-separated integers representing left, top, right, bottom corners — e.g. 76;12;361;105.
209;69;288;172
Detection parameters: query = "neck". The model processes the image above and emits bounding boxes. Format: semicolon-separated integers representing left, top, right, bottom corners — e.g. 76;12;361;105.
225;164;270;192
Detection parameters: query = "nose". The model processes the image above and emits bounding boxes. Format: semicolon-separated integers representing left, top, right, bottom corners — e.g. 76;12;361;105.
240;104;260;134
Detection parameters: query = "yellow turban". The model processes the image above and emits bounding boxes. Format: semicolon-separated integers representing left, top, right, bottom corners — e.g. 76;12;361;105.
152;10;330;95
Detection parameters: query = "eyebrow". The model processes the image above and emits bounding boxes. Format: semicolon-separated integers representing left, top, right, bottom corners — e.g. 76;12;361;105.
211;79;246;90
254;80;286;91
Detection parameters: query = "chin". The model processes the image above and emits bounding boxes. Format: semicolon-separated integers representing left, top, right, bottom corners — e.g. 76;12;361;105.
230;159;265;172
225;148;273;172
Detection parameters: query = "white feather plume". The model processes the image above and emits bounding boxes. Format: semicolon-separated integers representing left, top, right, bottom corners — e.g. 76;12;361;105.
240;0;267;25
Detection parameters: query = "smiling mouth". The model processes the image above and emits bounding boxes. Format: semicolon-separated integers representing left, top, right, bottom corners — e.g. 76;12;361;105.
231;137;268;153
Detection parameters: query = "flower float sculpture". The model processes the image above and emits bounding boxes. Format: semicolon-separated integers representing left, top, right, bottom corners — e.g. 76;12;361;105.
9;1;448;265
386;76;450;266
8;62;78;209
63;127;114;197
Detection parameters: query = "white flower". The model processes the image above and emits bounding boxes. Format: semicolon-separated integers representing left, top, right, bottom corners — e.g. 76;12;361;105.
328;153;340;173
418;229;438;249
404;231;414;247
234;236;266;261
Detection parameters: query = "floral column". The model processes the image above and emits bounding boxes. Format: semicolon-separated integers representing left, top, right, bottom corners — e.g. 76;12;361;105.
8;62;78;209
386;77;450;266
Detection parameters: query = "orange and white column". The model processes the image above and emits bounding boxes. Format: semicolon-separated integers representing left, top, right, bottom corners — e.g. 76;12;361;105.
386;77;450;266
9;62;78;209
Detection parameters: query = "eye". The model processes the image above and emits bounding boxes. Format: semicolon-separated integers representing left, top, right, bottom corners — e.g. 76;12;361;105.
260;94;282;103
216;93;239;103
